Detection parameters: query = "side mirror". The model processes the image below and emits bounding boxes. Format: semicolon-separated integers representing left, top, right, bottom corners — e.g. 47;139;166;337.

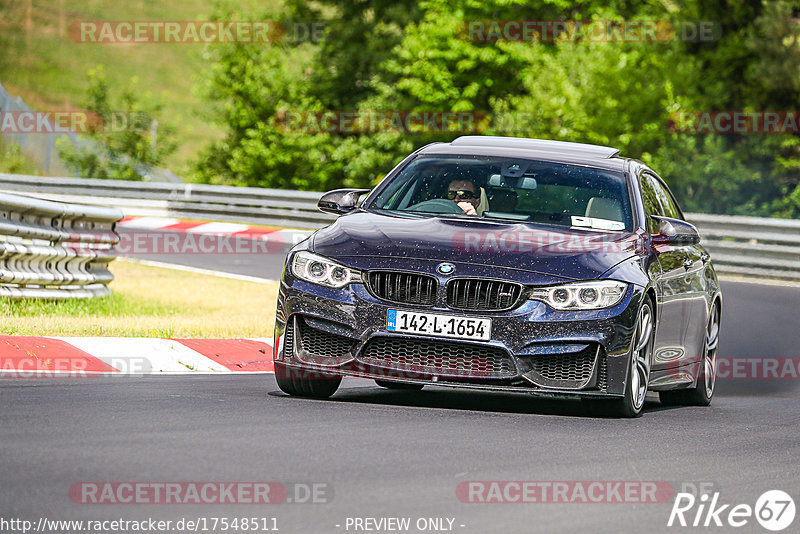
651;215;701;245
317;189;371;215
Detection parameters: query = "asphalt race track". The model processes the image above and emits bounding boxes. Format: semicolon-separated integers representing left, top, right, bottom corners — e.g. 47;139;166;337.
2;232;799;533
3;375;798;533
115;228;292;280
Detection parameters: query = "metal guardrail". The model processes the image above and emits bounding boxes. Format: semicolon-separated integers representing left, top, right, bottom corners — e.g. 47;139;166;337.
686;214;800;281
0;173;798;281
0;192;123;299
0;173;335;229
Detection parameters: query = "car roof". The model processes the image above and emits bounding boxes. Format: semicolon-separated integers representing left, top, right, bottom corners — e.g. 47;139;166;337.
417;136;628;172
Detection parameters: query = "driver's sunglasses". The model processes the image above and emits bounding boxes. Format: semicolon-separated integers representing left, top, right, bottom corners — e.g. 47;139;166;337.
447;189;478;200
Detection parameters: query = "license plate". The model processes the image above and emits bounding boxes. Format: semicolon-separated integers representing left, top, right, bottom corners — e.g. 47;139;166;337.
386;310;491;341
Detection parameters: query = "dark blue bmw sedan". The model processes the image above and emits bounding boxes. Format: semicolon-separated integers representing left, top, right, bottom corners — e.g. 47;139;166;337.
273;136;722;417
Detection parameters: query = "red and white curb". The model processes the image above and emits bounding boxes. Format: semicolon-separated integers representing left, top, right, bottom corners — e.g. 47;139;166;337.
0;336;276;377
117;216;312;243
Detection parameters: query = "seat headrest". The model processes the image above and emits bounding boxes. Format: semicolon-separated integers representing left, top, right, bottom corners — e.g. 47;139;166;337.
585;197;623;221
476;187;489;216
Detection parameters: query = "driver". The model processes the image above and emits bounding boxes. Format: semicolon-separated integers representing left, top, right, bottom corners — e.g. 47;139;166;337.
446;179;480;216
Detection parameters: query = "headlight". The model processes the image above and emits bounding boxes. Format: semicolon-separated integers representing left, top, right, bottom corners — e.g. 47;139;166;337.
291;251;362;288
529;281;628;310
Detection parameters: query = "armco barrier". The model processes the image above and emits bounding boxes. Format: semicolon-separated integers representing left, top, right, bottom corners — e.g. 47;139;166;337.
0;173;798;280
687;214;800;281
0;173;335;229
0;192;123;299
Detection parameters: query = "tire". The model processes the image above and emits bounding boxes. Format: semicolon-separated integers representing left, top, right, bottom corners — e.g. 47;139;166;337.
585;299;655;418
660;303;719;407
375;379;424;391
274;362;342;399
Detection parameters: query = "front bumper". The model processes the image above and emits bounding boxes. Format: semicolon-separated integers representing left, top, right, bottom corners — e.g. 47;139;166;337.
274;268;644;399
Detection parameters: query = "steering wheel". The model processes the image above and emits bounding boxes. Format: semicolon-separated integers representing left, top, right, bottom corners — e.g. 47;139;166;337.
406;198;466;214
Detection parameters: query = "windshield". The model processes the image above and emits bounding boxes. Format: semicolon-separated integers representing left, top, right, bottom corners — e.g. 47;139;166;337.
367;155;633;231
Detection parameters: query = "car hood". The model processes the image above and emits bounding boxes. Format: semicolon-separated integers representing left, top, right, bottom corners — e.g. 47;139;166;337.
311;211;640;281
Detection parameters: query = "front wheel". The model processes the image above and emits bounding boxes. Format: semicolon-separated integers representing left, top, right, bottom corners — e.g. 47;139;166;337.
585;299;654;418
274;363;342;399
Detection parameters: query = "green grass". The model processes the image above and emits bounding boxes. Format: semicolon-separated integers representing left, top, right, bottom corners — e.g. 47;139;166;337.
0;260;279;337
0;0;278;172
0;138;40;174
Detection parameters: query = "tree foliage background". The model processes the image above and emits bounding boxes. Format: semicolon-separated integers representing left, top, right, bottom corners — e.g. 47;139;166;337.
191;0;800;217
59;67;176;181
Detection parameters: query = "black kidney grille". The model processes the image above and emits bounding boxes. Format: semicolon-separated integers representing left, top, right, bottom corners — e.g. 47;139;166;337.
295;317;358;365
359;337;515;378
447;278;522;310
367;271;437;305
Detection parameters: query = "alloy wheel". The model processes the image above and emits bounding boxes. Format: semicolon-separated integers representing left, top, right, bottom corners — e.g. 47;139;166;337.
703;304;720;398
630;303;654;410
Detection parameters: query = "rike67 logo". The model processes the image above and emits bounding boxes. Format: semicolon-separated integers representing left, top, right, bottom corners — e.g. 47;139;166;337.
668;490;796;531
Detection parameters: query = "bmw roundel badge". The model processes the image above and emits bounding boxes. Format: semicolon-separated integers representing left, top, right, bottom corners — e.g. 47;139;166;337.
437;263;456;275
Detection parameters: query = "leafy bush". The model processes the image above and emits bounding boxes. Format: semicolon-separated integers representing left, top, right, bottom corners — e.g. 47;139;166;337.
0;141;39;175
58;66;176;181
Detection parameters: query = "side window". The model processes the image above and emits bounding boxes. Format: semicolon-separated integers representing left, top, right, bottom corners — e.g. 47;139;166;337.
646;173;681;219
640;174;663;233
661;185;682;220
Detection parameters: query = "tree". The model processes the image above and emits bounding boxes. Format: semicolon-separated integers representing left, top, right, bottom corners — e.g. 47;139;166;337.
193;0;800;217
58;66;175;181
